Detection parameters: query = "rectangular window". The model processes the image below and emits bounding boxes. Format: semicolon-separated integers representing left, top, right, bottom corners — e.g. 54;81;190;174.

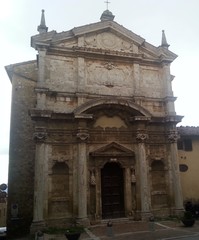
177;139;192;151
184;139;192;151
177;140;183;150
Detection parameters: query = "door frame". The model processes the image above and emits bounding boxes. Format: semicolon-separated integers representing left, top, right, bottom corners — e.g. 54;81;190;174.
101;161;125;219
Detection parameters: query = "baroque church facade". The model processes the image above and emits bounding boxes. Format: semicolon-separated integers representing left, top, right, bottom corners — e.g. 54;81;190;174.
6;9;184;234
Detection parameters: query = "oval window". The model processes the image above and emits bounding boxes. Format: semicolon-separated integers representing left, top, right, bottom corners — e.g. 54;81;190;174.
179;164;188;172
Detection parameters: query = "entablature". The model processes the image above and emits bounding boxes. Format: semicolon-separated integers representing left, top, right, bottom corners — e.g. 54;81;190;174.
46;46;166;65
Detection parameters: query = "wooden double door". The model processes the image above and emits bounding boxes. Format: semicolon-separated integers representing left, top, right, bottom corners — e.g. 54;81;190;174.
101;162;125;219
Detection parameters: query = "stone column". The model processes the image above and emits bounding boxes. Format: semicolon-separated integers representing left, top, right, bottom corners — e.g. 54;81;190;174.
38;49;46;85
31;130;48;232
124;167;132;217
162;63;176;115
133;63;140;95
77;57;85;93
136;132;151;219
77;36;85;93
95;168;101;219
131;168;137;215
168;131;183;212
162;63;173;97
36;48;47;109
76;129;89;224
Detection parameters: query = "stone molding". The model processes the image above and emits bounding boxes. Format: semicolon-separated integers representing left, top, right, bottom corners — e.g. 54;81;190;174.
131;116;151;122
74;98;152;117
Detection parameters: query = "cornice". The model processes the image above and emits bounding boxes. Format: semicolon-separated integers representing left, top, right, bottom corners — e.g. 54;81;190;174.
164;96;177;102
47;46;163;65
29;109;52;119
165;115;184;124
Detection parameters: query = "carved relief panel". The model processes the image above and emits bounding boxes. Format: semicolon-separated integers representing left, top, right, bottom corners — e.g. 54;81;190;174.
85;32;134;52
85;60;133;90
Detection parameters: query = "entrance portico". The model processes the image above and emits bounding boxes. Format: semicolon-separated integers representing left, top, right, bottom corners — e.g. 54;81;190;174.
89;141;136;220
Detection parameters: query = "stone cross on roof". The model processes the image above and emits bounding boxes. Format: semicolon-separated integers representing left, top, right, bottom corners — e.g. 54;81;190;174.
105;0;110;10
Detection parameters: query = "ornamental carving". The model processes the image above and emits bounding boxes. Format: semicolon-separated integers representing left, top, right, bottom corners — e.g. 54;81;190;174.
103;62;116;70
131;168;136;183
90;170;96;186
167;131;178;143
76;130;89;141
136;133;148;143
33;131;47;141
97;32;117;49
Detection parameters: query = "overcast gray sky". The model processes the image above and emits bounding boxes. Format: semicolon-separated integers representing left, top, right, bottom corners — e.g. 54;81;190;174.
0;0;199;183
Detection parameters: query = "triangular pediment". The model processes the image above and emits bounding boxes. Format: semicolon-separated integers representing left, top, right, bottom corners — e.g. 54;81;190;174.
51;21;145;47
31;20;177;62
90;142;134;157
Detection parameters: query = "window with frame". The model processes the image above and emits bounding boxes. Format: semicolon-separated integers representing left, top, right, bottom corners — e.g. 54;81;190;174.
177;139;192;151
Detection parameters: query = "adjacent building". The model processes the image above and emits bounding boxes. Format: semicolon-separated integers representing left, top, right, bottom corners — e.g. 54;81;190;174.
0;196;7;227
5;9;186;235
178;126;199;203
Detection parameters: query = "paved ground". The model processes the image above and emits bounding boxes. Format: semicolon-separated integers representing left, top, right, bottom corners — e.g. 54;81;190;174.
87;220;199;240
11;220;199;239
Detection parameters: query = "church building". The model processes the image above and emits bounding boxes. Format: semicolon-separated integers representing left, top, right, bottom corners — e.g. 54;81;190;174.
5;8;184;235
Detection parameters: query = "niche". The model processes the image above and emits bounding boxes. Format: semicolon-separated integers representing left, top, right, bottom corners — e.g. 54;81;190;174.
151;160;167;207
51;162;69;198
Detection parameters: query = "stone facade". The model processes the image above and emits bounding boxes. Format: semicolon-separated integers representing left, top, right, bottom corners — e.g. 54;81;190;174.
5;10;184;235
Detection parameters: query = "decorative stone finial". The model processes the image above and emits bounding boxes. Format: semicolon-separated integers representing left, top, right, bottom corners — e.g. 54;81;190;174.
37;9;48;34
161;30;170;49
100;9;115;21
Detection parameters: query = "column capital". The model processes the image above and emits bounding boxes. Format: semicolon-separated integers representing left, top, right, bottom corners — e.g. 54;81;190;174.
33;130;47;142
136;132;148;143
76;129;89;142
167;130;179;143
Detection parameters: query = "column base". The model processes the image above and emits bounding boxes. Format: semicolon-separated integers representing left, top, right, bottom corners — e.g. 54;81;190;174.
30;220;46;234
141;211;153;221
76;217;90;227
173;208;184;217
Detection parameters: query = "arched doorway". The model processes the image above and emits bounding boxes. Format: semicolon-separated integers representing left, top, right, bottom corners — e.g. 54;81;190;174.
101;162;124;219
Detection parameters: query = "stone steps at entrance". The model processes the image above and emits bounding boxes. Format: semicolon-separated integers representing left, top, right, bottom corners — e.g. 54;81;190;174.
101;218;130;224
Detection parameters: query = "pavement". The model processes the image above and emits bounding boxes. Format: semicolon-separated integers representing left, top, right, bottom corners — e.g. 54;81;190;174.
86;220;199;240
11;219;199;240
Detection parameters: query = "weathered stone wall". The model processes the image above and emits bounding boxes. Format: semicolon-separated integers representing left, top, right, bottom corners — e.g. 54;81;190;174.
45;56;78;92
43;53;167;113
7;61;37;236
